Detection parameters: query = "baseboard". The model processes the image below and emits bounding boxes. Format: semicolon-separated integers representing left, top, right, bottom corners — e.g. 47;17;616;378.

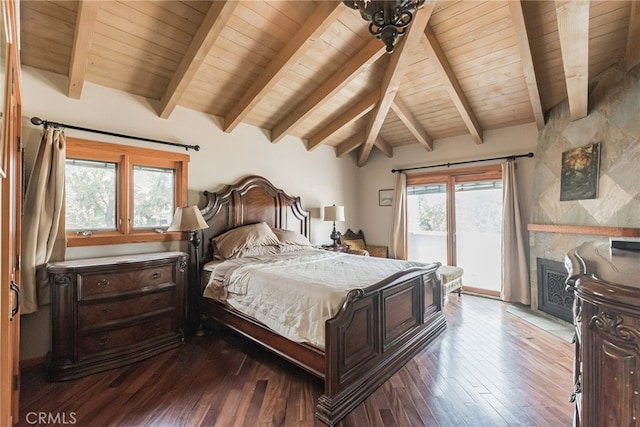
20;355;46;369
461;286;500;299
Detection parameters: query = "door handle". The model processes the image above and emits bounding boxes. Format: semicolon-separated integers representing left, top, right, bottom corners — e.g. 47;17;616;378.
10;281;20;318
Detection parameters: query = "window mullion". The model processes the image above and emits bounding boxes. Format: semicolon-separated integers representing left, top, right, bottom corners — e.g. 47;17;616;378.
446;176;456;266
120;154;131;235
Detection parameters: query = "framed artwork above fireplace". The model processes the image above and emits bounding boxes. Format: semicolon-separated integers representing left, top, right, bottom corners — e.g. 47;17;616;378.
560;142;600;201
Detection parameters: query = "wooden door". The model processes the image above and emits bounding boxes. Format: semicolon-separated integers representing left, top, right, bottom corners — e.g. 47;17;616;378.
0;0;22;424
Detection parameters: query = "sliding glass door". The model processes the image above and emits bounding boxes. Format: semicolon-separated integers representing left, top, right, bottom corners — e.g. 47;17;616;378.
406;166;503;297
454;180;503;294
407;183;448;266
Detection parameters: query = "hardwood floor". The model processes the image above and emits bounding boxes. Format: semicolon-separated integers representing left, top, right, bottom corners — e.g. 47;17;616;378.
17;295;575;426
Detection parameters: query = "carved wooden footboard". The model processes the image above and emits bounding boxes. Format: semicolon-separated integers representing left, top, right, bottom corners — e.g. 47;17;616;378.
317;264;444;425
194;176;446;425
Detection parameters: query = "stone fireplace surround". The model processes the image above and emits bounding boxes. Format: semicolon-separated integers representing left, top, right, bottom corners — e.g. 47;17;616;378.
527;61;639;317
528;225;638;315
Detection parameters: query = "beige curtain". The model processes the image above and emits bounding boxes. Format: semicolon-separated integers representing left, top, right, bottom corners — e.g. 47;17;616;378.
501;161;530;304
21;127;67;314
389;172;407;259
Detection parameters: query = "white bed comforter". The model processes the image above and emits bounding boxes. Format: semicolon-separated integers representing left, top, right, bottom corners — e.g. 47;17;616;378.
203;249;427;348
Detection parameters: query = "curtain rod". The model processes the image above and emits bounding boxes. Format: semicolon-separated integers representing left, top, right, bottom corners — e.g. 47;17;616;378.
30;117;200;152
391;152;534;173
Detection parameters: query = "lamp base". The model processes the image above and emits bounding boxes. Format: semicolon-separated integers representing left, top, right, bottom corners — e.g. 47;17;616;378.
188;230;208;337
330;222;340;246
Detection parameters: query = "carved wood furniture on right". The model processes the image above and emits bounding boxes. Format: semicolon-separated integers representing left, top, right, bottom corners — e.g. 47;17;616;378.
195;175;446;426
47;252;188;381
340;228;389;257
565;241;640;427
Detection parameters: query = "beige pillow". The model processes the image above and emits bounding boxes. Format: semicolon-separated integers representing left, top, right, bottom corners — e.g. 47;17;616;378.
212;222;280;259
235;245;281;258
343;238;365;251
271;228;312;247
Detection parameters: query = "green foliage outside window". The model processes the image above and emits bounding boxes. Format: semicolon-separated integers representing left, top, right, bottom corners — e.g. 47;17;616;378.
417;197;446;232
65;159;116;231
132;166;174;229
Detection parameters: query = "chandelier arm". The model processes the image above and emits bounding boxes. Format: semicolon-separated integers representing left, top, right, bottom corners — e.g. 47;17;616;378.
346;0;425;53
369;22;383;36
396;11;414;29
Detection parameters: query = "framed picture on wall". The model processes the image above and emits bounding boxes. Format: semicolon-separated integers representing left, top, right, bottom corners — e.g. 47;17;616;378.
379;189;393;206
560;142;601;201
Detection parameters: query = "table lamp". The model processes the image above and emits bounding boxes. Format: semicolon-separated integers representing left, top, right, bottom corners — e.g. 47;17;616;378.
323;205;345;247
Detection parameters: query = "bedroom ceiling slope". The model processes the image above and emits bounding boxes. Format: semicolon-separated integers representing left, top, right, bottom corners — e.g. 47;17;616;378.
19;0;638;166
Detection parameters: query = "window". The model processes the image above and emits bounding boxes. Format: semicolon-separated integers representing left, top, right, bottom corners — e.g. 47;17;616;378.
65;137;189;247
407;165;503;297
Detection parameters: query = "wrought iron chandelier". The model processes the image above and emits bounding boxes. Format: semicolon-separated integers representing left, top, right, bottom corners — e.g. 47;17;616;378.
342;0;426;53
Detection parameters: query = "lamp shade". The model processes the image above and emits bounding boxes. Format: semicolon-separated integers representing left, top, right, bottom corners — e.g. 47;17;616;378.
167;206;209;231
323;205;345;222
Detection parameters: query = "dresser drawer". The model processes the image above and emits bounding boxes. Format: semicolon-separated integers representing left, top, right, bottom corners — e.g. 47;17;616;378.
78;288;176;329
47;251;187;380
78;315;174;359
78;264;174;300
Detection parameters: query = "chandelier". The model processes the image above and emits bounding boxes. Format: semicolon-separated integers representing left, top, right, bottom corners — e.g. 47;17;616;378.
342;0;426;53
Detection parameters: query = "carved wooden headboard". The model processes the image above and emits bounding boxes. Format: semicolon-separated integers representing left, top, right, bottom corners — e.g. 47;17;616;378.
196;175;310;265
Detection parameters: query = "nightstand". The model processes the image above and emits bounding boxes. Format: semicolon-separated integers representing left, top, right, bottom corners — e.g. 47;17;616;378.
320;244;350;253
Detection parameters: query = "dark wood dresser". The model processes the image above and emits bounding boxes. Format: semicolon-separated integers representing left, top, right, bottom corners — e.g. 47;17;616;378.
565;241;640;427
46;251;188;381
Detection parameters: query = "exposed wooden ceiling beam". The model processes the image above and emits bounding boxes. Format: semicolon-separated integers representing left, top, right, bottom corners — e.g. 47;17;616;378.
555;0;590;120
627;0;640;71
158;1;238;119
358;3;435;167
390;97;433;151
271;37;386;144
335;132;391;158
336;131;365;157
421;24;483;145
374;136;393;157
224;1;343;133
509;0;545;129
67;0;99;99
306;90;379;151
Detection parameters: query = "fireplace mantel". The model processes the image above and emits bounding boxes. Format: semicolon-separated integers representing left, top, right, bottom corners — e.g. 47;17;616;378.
527;224;640;237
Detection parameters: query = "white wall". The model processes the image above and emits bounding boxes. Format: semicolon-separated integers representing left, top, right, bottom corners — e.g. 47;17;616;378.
20;66;361;359
357;123;539;247
19;66;541;360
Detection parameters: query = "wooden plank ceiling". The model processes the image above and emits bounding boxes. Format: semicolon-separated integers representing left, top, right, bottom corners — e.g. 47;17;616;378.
20;0;638;166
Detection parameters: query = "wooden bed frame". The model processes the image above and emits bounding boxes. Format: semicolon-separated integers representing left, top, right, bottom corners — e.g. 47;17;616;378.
193;175;446;426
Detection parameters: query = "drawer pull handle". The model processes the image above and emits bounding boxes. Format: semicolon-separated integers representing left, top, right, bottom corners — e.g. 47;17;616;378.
154;322;162;330
101;308;111;314
152;298;160;305
97;278;110;287
152;272;161;280
98;336;109;346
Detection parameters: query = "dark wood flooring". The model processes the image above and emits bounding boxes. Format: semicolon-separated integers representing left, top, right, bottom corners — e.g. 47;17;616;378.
17;295;575;426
